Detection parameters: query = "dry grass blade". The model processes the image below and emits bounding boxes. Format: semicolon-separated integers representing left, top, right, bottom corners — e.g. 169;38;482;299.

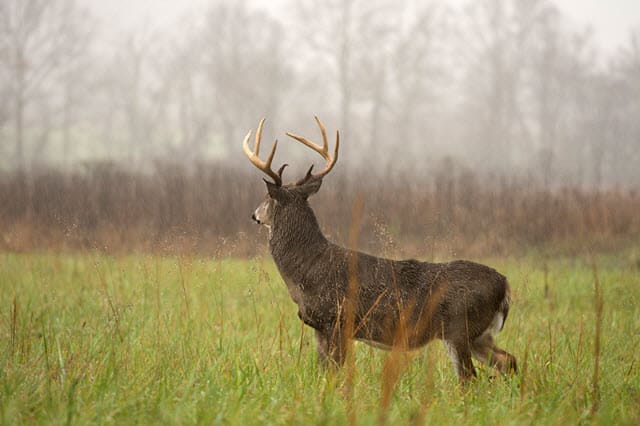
343;195;364;426
590;255;604;416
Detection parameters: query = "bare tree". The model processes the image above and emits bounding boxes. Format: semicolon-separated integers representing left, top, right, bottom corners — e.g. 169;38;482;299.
158;33;211;163
292;0;396;146
385;3;447;162
94;30;167;168
456;0;549;170
199;0;291;164
0;0;92;172
608;29;640;187
58;7;93;170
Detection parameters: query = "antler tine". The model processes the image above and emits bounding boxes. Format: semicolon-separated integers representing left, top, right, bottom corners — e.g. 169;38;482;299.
285;116;340;180
242;118;282;186
254;117;265;156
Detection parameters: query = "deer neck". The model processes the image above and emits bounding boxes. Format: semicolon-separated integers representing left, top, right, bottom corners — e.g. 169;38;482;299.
269;203;328;276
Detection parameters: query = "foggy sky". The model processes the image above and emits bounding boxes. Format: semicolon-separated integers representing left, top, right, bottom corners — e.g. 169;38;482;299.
88;0;639;52
2;0;639;188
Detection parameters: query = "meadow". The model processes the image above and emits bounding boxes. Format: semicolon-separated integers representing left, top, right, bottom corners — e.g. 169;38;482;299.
1;250;639;425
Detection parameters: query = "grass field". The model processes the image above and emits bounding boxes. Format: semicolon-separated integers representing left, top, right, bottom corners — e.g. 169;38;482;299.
1;250;639;425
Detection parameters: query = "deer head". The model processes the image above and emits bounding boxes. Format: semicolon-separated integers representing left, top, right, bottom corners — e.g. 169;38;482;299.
243;117;339;236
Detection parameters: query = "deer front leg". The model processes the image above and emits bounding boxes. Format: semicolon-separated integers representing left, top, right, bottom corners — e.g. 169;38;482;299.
444;339;477;382
315;328;347;368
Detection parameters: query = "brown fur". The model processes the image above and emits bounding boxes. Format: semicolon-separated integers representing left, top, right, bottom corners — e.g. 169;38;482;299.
255;177;517;382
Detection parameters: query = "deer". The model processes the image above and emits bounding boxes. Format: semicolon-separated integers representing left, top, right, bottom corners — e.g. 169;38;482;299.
242;117;517;382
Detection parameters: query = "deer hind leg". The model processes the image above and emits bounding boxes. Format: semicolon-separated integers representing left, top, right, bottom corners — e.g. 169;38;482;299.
471;332;518;375
315;329;347;368
444;340;476;382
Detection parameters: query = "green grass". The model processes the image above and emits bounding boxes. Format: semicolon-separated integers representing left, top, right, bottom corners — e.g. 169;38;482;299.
1;251;639;425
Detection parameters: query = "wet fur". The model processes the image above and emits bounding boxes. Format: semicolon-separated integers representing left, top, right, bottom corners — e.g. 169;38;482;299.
261;179;517;381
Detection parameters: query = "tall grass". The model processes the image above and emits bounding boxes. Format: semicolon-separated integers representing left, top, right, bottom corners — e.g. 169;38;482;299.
1;251;638;424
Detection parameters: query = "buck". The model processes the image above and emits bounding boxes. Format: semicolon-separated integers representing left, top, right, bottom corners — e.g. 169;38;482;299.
243;117;517;382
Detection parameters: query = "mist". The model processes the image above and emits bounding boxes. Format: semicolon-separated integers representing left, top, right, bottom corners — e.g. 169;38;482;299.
0;0;637;185
1;0;639;256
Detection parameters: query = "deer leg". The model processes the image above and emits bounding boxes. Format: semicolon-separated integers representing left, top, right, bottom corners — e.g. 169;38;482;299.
315;329;331;366
471;333;518;374
315;328;347;368
444;340;476;382
491;347;518;374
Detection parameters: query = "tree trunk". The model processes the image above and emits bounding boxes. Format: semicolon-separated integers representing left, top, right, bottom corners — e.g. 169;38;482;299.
15;65;25;174
338;0;353;141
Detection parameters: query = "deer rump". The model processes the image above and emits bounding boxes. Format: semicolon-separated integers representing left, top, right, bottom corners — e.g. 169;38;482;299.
278;247;511;352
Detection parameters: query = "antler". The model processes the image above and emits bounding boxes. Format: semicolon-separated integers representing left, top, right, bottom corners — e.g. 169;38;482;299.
286;116;340;181
242;118;284;186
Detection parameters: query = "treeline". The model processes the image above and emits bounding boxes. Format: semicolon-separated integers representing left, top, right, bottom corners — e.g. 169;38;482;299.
0;0;639;188
1;164;638;257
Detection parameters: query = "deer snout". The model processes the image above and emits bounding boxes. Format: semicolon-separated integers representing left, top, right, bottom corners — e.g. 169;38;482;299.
251;213;261;224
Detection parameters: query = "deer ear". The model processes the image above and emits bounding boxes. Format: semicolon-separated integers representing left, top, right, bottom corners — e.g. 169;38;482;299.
296;177;323;198
264;179;291;202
